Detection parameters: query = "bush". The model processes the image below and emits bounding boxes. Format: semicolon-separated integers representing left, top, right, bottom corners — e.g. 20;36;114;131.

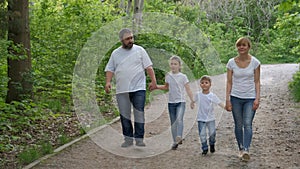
289;70;300;102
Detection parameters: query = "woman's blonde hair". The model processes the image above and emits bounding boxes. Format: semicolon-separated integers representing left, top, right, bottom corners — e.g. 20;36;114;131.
235;37;252;48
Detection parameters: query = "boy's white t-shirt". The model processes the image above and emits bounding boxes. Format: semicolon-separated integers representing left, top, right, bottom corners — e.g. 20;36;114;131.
165;72;189;103
194;92;221;122
226;56;260;99
105;44;153;94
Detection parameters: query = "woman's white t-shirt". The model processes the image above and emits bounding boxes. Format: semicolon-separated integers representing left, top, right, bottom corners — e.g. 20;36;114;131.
165;72;189;103
226;56;260;99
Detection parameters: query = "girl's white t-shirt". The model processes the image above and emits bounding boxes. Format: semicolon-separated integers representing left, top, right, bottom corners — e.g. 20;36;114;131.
226;56;260;99
165;72;189;103
194;92;221;122
105;44;153;94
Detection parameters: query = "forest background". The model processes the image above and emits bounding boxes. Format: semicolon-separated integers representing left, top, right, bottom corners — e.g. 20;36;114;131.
0;0;299;168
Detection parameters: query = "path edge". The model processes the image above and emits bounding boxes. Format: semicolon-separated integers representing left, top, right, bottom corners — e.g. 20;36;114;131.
22;117;120;169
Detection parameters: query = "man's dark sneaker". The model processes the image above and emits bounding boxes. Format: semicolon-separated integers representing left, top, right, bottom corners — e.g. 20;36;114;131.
171;143;178;150
202;150;208;155
121;141;133;148
136;140;146;147
210;145;215;153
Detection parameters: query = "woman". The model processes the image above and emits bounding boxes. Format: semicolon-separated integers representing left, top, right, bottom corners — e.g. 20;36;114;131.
225;37;260;161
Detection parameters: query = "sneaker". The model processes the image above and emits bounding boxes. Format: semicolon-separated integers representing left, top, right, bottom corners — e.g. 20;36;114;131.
210;145;215;153
175;136;183;145
121;141;133;148
202;150;208;155
171;143;178;150
238;150;243;159
241;151;250;162
135;140;146;147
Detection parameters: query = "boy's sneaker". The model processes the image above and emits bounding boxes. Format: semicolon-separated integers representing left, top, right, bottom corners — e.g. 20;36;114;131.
171;143;178;150
121;140;133;148
202;150;208;155
241;151;250;162
210;145;215;153
176;136;183;145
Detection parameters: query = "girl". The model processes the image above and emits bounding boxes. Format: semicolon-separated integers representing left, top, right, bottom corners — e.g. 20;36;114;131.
157;55;194;150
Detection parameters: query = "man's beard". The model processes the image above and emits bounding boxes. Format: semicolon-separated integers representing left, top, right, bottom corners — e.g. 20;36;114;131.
123;42;133;49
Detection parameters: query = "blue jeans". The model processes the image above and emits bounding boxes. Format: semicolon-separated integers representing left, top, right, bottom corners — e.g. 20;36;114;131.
168;102;186;142
116;90;145;141
231;96;256;151
198;121;216;151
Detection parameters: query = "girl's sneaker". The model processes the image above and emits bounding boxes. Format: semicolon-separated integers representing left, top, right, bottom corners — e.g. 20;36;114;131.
176;136;183;145
171;143;178;150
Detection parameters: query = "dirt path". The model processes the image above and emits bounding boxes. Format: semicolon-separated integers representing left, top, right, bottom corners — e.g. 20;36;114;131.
29;64;300;169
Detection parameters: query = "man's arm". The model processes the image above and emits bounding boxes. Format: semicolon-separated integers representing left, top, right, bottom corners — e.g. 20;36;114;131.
105;71;114;93
146;66;157;91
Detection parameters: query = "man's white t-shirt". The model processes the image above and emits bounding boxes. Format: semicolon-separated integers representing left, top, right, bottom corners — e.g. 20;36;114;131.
105;44;152;94
226;56;260;99
165;72;189;103
194;92;221;122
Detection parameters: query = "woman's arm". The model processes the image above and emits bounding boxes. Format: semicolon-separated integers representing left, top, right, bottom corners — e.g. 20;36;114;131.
253;65;261;110
225;68;233;111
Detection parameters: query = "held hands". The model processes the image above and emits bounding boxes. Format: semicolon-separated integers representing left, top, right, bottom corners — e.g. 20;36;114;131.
148;81;157;91
190;101;195;109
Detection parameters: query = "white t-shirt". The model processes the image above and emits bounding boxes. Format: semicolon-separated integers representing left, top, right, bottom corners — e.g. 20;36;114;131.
226;56;260;99
105;44;153;94
165;72;189;103
194;92;221;122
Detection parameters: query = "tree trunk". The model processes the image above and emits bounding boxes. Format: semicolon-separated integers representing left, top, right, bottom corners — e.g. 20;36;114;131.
133;0;143;35
6;0;32;103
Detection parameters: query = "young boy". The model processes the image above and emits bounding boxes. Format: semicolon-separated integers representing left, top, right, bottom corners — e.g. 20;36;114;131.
192;75;225;155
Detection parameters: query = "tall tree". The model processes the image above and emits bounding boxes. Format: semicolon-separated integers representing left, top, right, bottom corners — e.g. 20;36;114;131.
6;0;32;103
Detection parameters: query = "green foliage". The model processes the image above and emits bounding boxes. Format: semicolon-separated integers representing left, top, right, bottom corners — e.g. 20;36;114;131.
17;141;53;165
289;71;300;102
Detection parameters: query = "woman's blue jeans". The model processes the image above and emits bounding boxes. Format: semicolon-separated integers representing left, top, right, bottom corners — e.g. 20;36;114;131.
168;102;186;142
198;120;216;151
116;90;145;142
231;96;256;151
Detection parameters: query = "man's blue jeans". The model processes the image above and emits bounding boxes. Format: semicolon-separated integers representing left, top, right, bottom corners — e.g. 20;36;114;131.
198;120;216;151
231;96;256;151
168;102;186;142
116;90;145;142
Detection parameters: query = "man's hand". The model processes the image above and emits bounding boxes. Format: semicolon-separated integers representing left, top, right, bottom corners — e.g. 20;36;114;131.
105;82;112;93
148;81;157;91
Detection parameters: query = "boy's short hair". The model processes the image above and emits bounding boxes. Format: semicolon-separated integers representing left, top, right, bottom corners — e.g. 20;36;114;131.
200;75;211;83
